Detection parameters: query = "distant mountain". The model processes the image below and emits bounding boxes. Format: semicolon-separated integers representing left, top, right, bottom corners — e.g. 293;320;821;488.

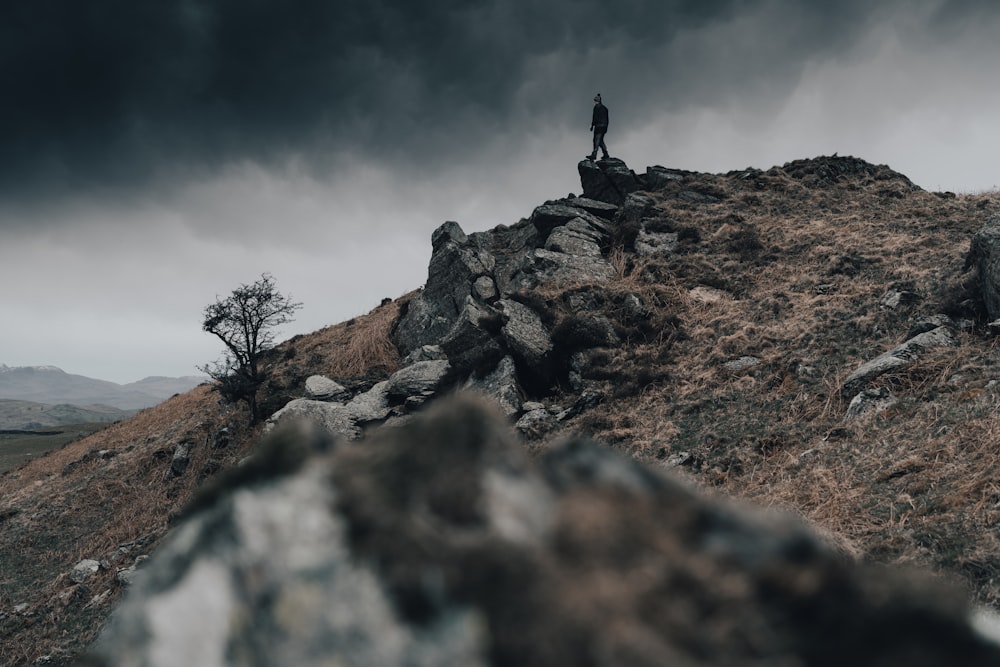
0;399;132;430
0;365;207;410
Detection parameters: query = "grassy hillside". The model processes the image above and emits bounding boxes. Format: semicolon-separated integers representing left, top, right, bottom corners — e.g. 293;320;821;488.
1;155;999;663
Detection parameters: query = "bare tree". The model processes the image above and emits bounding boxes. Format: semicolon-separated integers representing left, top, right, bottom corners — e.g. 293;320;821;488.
199;273;302;423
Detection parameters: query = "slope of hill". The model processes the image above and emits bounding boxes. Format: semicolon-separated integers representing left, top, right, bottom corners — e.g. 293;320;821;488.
0;365;205;410
2;155;1000;663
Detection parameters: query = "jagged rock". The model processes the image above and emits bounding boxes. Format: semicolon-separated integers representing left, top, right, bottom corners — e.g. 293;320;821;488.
545;225;603;257
385;360;452;400
89;395;1000;666
966;218;1000;320
499;299;553;376
530;204;615;240
464;356;522;416
439;300;506;378
305;375;348;401
842;326;958;398
402;344;447;365
264;399;363;440
547;196;619;221
70;559;100;584
619;192;658;224
578;158;642;205
845;387;899;421
393;221;497;353
526;248;616;286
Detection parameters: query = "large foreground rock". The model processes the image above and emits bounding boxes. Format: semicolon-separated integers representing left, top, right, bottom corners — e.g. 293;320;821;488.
91;396;1000;666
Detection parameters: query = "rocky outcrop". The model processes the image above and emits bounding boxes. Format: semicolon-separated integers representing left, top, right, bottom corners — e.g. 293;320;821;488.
393;220;497;351
90;396;1000;666
965;217;1000;321
578;158;642;205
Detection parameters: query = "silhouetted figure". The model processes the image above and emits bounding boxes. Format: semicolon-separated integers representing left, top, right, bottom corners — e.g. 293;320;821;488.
588;94;610;161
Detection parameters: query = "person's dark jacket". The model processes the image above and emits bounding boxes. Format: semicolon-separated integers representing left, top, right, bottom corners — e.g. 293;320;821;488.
591;103;609;132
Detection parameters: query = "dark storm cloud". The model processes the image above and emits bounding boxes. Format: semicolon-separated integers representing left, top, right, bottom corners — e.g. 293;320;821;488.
0;0;969;203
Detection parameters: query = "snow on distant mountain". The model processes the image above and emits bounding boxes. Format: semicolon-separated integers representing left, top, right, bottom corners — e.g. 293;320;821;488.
0;365;207;410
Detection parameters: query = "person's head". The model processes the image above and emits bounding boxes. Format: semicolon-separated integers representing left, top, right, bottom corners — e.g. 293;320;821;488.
594;93;602;104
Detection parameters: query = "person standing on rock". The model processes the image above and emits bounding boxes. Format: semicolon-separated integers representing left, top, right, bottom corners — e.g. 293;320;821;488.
588;93;610;161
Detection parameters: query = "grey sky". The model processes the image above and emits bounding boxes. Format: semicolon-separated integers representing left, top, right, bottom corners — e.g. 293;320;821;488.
1;0;998;383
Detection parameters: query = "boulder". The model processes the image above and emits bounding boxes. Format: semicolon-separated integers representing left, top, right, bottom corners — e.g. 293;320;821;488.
439;300;506;378
385;360;452;400
965;217;1000;320
304;375;348;401
90;395;1000;666
841;326;958;398
264;399;362;441
71;559;101;584
578;158;642;205
498;299;554;389
845;387;899;421
345;381;393;424
168;442;192;478
525;248;616;287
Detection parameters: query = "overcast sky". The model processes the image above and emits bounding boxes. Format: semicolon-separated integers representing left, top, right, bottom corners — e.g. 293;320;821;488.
2;0;999;384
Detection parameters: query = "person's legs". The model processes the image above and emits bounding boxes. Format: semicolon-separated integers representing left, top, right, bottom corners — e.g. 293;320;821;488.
597;131;609;159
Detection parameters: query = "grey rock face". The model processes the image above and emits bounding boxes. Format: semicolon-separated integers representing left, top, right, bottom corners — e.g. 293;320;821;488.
842;326;958;398
965;217;1000;320
264;399;363;441
385;360;452;399
527;248;616;287
394;221;497;353
90;396;1000;666
547;196;619;221
439;300;506;377
499;299;553;373
345;381;393;424
464;356;522;416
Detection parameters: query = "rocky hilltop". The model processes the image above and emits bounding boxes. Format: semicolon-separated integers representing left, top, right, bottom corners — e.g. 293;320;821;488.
4;155;1000;664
